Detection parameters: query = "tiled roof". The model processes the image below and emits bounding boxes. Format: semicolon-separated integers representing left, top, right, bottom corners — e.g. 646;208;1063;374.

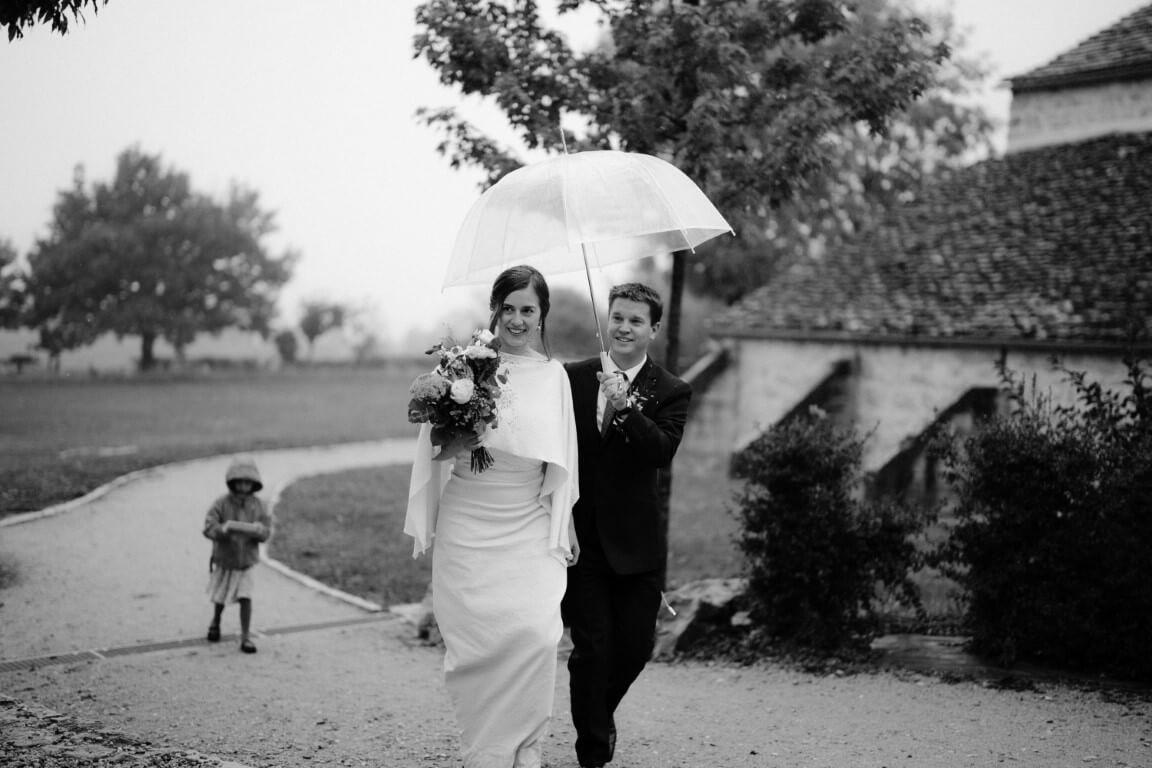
708;132;1152;346
1009;3;1152;91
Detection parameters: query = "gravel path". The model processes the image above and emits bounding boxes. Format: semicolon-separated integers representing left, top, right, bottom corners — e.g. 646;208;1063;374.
1;443;1150;767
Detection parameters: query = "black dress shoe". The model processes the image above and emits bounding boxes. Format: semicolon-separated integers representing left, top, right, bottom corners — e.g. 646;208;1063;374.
577;717;616;767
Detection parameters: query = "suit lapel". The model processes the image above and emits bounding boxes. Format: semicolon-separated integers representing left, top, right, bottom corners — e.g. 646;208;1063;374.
630;359;658;414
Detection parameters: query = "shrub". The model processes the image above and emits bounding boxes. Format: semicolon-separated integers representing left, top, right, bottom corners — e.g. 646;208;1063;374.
274;329;299;364
932;354;1152;680
732;413;926;652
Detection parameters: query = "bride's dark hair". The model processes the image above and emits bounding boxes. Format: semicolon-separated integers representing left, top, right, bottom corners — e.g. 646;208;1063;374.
489;265;551;358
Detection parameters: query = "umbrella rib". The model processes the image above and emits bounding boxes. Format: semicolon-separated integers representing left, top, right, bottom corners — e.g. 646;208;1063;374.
633;157;697;253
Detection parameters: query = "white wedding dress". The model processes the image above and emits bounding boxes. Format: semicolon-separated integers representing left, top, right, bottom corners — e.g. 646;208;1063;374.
405;355;579;768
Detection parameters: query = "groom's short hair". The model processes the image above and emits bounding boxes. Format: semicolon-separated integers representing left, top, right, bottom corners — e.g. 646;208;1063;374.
609;282;663;325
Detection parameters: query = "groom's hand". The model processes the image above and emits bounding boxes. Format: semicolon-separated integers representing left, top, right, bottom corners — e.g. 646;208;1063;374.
596;371;630;410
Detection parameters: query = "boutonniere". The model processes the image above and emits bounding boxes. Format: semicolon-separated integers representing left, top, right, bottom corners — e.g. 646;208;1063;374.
623;387;652;412
611;381;651;425
610;384;653;441
626;372;656;412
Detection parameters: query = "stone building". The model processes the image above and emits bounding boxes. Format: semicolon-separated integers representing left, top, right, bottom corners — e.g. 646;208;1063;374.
697;2;1152;504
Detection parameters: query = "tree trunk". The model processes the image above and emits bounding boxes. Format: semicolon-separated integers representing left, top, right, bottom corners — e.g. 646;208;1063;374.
657;249;689;590
139;331;156;371
665;250;687;376
657;465;674;590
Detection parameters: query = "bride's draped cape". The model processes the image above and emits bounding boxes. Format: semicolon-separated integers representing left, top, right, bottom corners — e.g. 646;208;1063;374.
404;355;579;565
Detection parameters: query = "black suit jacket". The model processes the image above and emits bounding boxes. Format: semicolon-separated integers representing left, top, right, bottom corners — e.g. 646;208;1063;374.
565;356;692;575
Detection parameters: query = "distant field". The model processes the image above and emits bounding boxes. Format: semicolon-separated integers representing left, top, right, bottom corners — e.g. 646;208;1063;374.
0;363;426;515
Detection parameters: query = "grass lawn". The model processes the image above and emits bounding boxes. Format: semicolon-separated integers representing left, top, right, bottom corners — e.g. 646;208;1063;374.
0;363;425;516
269;464;432;607
270;416;748;605
274;446;961;624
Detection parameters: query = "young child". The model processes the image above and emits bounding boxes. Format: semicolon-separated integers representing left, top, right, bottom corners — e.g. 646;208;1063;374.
202;456;273;653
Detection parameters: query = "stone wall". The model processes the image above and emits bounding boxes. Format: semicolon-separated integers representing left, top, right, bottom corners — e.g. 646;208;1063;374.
1008;79;1152;154
708;337;1132;472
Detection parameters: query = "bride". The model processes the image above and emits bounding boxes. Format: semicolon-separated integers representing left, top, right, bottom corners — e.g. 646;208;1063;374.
404;264;580;768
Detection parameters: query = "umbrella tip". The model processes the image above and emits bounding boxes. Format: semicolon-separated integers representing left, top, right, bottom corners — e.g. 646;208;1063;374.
559;123;569;155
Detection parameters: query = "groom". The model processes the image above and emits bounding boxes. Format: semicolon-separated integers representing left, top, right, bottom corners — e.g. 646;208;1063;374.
563;282;692;768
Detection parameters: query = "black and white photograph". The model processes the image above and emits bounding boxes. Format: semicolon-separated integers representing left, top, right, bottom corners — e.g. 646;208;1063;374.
2;1;1150;766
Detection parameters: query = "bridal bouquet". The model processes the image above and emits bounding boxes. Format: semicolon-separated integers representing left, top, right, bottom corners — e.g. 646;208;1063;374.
407;329;507;473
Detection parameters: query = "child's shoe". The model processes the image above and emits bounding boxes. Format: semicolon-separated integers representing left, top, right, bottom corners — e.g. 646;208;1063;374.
240;638;257;654
207;625;221;642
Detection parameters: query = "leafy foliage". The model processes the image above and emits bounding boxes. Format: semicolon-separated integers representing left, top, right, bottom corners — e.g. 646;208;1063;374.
932;354;1152;680
688;3;994;301
732;412;926;651
414;0;955;368
0;238;24;329
22;148;297;370
2;0;107;40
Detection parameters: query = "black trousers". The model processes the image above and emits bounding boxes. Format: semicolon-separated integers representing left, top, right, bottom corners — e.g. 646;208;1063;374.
564;544;661;765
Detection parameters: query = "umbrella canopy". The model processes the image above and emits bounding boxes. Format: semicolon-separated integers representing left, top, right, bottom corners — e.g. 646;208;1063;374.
443;150;732;289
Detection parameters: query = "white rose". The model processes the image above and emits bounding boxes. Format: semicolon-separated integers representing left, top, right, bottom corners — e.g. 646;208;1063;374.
464;344;498;360
450;378;475;404
475;329;495;344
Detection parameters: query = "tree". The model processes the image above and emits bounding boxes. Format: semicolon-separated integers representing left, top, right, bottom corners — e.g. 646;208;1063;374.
19;169;102;368
3;0;108;41
35;323;91;374
416;0;954;585
273;329;300;365
24;148;297;370
415;0;951;373
5;353;37;374
298;300;347;360
0;238;25;329
689;3;995;301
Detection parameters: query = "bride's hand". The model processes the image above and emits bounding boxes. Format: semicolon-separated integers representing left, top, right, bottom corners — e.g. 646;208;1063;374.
566;521;580;566
433;430;484;462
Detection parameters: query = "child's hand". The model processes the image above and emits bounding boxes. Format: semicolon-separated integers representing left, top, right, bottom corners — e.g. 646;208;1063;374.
221;520;233;533
226;521;263;537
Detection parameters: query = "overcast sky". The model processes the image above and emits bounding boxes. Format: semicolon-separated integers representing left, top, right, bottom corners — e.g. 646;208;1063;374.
1;0;1147;348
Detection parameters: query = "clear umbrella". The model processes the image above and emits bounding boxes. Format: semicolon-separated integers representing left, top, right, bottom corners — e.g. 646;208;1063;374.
443;149;732;361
